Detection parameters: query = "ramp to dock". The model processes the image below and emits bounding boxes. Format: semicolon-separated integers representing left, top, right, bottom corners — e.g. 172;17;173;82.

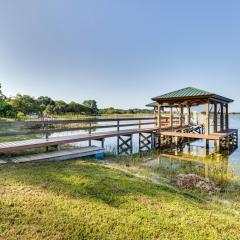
8;146;104;163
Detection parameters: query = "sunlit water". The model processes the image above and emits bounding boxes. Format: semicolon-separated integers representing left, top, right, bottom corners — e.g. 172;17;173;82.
50;115;240;182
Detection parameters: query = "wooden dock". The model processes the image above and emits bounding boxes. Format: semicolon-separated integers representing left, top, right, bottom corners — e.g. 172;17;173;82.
0;109;238;160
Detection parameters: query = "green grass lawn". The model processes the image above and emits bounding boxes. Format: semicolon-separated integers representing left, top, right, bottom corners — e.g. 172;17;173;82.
0;159;240;240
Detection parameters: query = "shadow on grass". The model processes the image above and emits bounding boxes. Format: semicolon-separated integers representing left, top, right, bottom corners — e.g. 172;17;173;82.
0;159;209;208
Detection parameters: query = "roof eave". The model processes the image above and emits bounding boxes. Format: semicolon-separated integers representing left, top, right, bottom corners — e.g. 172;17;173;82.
210;95;234;103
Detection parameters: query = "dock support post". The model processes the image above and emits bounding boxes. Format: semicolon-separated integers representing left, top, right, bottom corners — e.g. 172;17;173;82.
44;122;49;152
186;102;191;126
154;132;161;148
214;140;220;153
151;132;155;149
205;101;210;135
130;135;133;155
205;140;210;155
179;104;183;128
101;139;105;149
157;103;161;129
154;107;157;119
225;104;229;131
186;143;191;155
214;103;218;133
220;103;224;132
89;122;92;146
169;105;173;129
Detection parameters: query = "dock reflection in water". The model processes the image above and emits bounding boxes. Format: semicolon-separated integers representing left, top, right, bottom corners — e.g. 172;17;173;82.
141;140;238;184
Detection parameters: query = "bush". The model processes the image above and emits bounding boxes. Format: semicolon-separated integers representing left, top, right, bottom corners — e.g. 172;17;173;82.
17;112;25;121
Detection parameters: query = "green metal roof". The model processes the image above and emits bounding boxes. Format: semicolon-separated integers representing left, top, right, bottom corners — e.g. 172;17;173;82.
146;102;157;107
152;87;233;103
152;87;211;100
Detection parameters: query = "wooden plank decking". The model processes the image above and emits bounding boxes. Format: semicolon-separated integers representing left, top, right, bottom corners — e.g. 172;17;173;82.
160;129;238;140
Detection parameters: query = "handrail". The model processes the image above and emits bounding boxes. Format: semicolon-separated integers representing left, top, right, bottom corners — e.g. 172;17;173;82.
0;121;156;137
0;117;156;126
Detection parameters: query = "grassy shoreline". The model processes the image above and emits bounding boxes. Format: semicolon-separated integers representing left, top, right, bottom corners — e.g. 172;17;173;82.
0;158;240;240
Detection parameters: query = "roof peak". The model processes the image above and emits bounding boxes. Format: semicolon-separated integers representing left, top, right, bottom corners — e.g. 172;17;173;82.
182;86;212;92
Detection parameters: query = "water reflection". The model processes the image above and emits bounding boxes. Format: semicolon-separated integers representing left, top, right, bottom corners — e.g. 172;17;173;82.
141;144;237;183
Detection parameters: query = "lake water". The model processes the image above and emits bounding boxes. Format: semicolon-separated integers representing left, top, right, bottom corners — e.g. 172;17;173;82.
51;115;240;182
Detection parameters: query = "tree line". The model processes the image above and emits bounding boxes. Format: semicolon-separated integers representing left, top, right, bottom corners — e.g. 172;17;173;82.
0;84;153;119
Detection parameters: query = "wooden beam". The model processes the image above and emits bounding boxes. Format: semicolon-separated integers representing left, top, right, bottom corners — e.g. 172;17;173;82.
225;104;229;131
213;103;218;133
178;104;183;127
220;103;224;132
205;101;210;135
186;102;191;126
157;103;161;129
169;105;173;129
154;107;157;118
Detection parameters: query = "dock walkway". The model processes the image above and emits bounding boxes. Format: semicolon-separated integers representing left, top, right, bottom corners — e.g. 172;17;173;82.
0;127;158;153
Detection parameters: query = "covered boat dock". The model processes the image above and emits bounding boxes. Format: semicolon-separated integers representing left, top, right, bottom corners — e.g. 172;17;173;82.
147;87;238;152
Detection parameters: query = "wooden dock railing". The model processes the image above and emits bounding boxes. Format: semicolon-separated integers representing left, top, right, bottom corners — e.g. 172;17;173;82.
0;117;157;138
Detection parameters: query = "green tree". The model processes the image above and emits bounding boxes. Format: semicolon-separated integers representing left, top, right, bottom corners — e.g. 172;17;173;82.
37;96;55;114
0;100;16;118
0;84;16;118
8;94;40;115
43;105;55;116
82;100;99;115
66;101;88;114
54;100;67;114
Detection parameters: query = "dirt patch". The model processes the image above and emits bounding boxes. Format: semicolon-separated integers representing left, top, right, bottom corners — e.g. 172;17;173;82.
171;174;220;193
0;185;44;197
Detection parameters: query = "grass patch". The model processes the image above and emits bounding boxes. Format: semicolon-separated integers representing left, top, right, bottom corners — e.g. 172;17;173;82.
0;159;240;239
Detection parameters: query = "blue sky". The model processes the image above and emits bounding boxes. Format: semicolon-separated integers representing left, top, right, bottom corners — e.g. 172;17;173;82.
0;1;240;110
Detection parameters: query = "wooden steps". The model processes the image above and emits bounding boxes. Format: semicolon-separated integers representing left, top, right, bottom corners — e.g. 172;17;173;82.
9;146;104;163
